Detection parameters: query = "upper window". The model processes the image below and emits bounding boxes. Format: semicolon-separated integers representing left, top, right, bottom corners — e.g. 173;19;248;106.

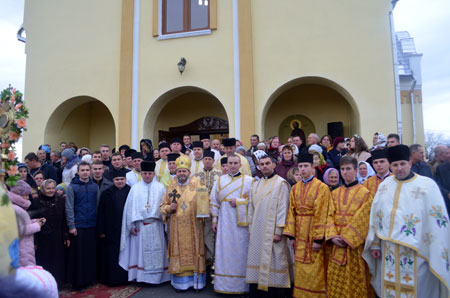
162;0;210;35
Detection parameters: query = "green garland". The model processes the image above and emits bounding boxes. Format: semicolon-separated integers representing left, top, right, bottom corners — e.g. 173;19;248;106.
0;86;29;205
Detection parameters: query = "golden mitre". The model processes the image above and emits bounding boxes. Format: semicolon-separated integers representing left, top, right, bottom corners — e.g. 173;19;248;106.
175;155;191;170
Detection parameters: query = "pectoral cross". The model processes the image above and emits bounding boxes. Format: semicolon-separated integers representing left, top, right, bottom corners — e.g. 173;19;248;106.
145;190;151;212
169;189;181;203
181;201;187;212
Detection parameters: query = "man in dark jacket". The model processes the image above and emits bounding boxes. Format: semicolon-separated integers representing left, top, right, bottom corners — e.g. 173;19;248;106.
435;161;450;215
65;161;99;289
24;152;58;182
104;152;130;181
97;169;130;286
328;137;347;171
410;144;432;178
92;160;113;196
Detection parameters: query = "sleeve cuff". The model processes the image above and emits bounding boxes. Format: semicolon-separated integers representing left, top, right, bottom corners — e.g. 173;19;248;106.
275;227;283;236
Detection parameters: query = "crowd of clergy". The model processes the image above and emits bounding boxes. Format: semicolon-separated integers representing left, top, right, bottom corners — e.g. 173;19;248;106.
4;130;450;298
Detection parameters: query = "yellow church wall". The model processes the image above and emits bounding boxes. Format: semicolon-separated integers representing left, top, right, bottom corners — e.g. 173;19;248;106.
138;0;236;142
45;100;115;151
20;0;412;155
251;0;398;142
22;0;122;154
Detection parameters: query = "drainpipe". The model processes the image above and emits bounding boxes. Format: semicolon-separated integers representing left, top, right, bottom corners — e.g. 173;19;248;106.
131;0;140;149
409;78;417;144
232;0;241;140
389;3;402;142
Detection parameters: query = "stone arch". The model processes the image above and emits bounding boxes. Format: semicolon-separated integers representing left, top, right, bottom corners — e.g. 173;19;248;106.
143;86;229;142
262;76;360;142
44;96;116;150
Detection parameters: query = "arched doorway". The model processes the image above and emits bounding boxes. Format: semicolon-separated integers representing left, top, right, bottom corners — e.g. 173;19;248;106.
278;115;316;144
144;87;229;142
263;77;360;143
45;96;116;150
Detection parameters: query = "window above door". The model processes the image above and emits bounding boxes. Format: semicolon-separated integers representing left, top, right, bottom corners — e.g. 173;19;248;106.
154;0;217;40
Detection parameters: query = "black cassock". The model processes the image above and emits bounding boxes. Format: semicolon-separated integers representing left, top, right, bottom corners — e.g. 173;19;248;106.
31;194;68;288
97;184;131;286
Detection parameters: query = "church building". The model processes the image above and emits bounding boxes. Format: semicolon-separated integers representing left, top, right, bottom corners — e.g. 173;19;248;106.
20;0;424;151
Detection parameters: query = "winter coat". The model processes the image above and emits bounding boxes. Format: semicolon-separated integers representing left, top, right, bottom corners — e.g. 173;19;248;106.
275;160;298;180
65;177;99;230
62;164;78;185
9;191;40;267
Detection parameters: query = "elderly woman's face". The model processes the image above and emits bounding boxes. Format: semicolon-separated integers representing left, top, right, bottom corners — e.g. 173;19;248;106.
257;144;266;151
328;172;339;186
271;138;280;148
359;163;368;177
44;182;56;197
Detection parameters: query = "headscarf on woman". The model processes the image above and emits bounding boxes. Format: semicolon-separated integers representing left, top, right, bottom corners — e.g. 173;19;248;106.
139;139;154;161
371;132;387;151
323;168;341;191
313;152;330;182
357;161;375;184
252;150;268;179
61;148;80;184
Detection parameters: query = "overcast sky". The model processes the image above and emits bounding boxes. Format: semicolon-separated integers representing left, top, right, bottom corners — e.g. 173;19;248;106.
0;0;449;138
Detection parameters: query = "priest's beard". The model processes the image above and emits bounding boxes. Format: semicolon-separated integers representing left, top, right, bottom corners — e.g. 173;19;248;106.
177;174;188;184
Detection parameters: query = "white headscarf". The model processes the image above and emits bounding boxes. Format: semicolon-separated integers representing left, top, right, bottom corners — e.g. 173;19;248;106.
357;161;375;184
252;150;268;171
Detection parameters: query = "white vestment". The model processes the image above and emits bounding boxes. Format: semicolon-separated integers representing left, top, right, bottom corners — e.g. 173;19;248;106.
190;158;204;176
363;174;450;298
246;174;292;290
210;149;221;164
119;179;170;284
210;173;253;294
126;169;142;186
155;159;169;181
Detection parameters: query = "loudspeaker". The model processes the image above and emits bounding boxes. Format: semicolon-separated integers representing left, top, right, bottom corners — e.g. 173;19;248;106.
328;122;343;140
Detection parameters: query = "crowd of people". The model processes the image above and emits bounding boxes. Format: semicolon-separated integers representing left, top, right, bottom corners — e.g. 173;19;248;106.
3;131;450;298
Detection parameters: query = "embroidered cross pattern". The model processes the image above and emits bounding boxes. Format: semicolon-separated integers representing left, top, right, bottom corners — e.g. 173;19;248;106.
411;187;424;200
402;274;412;283
145;201;150;212
377;184;388;196
169;189;181;203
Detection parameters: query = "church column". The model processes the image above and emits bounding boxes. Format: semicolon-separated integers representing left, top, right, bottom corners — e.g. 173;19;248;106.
238;0;255;146
118;0;134;147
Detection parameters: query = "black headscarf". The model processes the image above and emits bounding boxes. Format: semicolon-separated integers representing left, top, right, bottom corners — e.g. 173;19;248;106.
139;139;154;162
